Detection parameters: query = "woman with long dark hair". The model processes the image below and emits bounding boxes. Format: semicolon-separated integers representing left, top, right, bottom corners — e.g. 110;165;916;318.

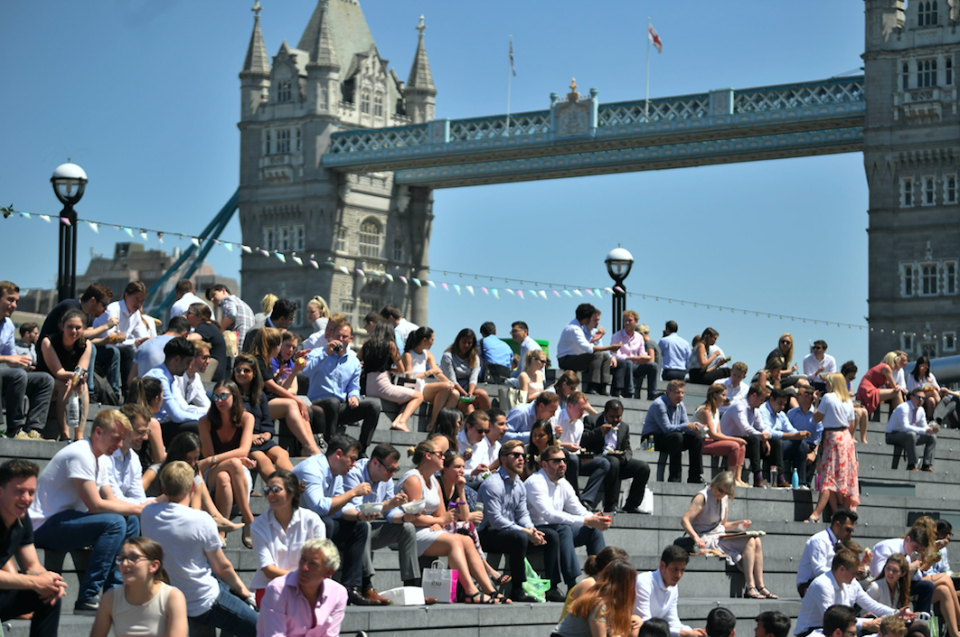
866;553;911;613
555;560;640;637
402;327;459;432
441;328;491;414
360;322;424;431
695;384;748;487
231;353;294;481
688;327;731;385
37;309;92;441
125;376;166;464
431;407;463;453
908;355;959;420
525;420;556;479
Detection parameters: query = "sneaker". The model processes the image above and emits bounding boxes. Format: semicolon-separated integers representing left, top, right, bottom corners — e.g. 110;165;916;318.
27;430;42;440
14;430;31;440
74;597;101;616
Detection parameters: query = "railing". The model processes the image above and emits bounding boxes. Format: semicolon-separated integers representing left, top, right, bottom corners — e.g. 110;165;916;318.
329;124;429;154
599;94;710;125
733;77;864;112
449;111;552;141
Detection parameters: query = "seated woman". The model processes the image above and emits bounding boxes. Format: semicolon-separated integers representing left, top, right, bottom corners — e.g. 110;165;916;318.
866;553;911;614
431;407;463;453
271;331;300;393
687;328;731;385
198;380;258;549
518;350;547;403
548;371;598;416
438;451;510;588
125;377;166;464
305;295;331;335
37;309;92;441
88;537;188;637
856;352;906;440
907;355;959;421
251;328;323;456
765;333;800;388
554;560;640;637
680;471;777;599
559;545;630;621
400;438;509;604
525;419;557;479
360;322;424;432
440;328;491;414
912;517;960;637
695;384;749;487
232;353;293;482
250;469;326;606
402;327;459;432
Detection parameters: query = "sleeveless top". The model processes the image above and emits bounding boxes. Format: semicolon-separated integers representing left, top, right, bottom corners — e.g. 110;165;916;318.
36;335;85;375
408;349;428;392
399;468;442;517
689;486;726;536
111;581;171;637
211;424;243;455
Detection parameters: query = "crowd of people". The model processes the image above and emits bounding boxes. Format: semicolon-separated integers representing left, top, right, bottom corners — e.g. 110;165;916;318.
0;280;956;637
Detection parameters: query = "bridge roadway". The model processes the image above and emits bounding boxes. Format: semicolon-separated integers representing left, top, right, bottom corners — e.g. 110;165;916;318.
322;76;865;188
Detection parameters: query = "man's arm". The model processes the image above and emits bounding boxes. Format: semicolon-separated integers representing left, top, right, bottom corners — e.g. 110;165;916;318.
206;546;252;599
0;544;65;600
74;478;144;517
854;585;896;620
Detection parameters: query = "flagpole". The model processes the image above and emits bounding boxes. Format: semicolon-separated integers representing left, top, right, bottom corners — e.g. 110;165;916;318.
645;17;651;120
506;35;513;136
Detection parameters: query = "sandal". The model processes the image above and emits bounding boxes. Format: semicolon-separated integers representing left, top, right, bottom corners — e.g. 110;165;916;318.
758;587;778;599
242;523;253;549
464;590;490;604
492;573;512;587
744;586;764;599
804;515;820;524
486;591;510;604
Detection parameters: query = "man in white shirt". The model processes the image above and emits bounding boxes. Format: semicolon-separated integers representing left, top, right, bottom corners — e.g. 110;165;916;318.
556;303;621;396
870;527;936;612
92;280;149;397
720;384;773;488
101;404;152;505
795;550;908;636
803;605;858;637
30;409;142;615
459;411;492;481
796;509;858;596
179;340;212;413
885;389;937;471
510;321;542;380
380;305;418;349
658;321;691;382
719;362;751;416
525;444;609;597
635;545;707;637
803;341;837;390
483;408;507;470
142;461;257;636
169;279;207;318
556;391;611;510
303;313;343;352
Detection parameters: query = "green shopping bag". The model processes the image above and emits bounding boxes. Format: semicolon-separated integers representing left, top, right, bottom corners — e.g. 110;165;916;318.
520;558;551;602
928;615;940;637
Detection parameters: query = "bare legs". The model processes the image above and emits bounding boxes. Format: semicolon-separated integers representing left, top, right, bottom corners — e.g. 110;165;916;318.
208;458;255;526
251;446;292;482
269;398;322;456
740;537;768;593
930;573;960;637
423;382;458;431
391;391;424;432
853;407;868;444
923;390;942;420
422;533;503;602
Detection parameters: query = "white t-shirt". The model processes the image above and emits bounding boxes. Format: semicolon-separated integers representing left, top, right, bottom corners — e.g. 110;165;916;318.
555;409;584;446
29;439;104;530
819;393;855;430
141;502;223;616
458;430;492;473
802;353;837;379
718;377;749;415
906;371;940;392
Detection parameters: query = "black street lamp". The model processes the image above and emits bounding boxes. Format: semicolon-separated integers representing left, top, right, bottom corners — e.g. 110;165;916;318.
605;247;634;334
51;162;87;303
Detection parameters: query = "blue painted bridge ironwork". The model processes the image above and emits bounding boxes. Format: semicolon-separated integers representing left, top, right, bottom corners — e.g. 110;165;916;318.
321;76;864;188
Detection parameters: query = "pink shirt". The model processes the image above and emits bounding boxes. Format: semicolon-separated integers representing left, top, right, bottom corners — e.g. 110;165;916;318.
610;329;647;361
257;571;347;637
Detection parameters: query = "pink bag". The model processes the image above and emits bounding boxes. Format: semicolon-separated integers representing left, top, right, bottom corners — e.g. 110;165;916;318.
422;560;458;603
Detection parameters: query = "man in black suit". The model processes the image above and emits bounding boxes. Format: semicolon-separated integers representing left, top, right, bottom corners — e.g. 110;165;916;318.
582;399;651;513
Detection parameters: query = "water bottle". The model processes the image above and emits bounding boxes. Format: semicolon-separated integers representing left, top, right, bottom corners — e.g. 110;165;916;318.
769;466;777;487
791;468;800;489
66;393;80;432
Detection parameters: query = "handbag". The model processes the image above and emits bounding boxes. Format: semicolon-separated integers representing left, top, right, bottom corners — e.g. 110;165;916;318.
638;487;654;514
422;559;458;603
521;558;551;602
499;387;526;410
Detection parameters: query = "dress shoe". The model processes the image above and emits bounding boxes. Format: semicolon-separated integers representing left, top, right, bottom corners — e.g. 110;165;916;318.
545;587;566;603
511;590;539;603
907;465;919;471
423;597;438;605
776;480;791;489
922;466;935;472
364;588;391;605
754;478;770;488
346;587;374;606
621;506;643;514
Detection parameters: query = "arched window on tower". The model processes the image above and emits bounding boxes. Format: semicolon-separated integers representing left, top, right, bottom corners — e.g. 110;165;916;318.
361;92;371;114
359;219;382;258
374;93;384;118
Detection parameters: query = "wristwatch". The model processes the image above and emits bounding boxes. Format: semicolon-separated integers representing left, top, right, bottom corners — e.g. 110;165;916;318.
211;455;218;466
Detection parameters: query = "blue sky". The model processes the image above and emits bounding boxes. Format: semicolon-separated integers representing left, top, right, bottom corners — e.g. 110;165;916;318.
1;1;871;379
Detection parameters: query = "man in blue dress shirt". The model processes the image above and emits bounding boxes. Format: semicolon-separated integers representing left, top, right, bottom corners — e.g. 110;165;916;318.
642;381;703;483
143;337;200;443
759;388;812;487
479;322;515;383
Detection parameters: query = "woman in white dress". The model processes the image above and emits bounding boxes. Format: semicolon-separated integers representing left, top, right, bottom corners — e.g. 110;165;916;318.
518;350;547;402
680;471;776;599
399;438;508;604
402;327;459;432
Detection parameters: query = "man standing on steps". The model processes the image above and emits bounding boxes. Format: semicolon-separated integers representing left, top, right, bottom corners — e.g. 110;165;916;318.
635;545;707;637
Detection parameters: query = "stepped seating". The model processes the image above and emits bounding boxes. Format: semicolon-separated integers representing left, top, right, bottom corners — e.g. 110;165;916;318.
1;379;958;636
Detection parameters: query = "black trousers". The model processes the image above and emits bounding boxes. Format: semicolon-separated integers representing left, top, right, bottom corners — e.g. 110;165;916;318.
322;517;368;588
479;526;561;592
0;586;62;637
739;435;782;477
160;420;199;447
314;398;381;454
688;367;731;385
558;352;611;386
604;454;650;511
653;432;702;482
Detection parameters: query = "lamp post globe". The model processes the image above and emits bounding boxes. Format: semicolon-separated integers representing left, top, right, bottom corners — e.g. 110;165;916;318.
51;162;88;302
605;247;634;333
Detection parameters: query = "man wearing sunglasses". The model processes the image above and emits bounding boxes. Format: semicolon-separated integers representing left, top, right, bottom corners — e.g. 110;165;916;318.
342;444;420;603
886;388;938;472
802;341;836;392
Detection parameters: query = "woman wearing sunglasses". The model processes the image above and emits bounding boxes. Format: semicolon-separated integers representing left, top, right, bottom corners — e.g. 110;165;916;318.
249;469;325;606
232;353;293;482
198;381;258;549
37;309;92;441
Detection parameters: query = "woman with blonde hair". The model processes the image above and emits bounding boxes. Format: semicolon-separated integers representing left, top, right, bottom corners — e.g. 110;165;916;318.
518;349;547;402
681;471;775;599
255;293;278;326
808;373;859;522
305;296;330;333
856;351;905;423
695;385;749;487
766;333;800;388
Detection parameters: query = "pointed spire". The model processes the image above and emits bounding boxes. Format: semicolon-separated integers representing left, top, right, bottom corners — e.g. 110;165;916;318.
406;15;435;92
241;0;270;76
307;1;340;69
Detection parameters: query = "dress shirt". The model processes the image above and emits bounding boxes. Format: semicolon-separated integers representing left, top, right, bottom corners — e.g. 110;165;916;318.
291;454;342;518
458;430;492;473
179;372;211;412
92;299;141;347
556;407;584;445
481;335;514;368
103;447;147;504
303;349;360;403
250;508;327;590
257;571;347;637
658;333;692;372
144;363;199;423
759;403;798;439
134;335;173;377
634;569;691;637
504;401;538;443
513;336;543;378
394;318;418;348
303;331;328;352
478;467;533;532
922;546;950;577
524;468;588;528
557;319;593;358
886;401;929;435
719;400;764;437
0;318;15;358
611;329;647;361
342;459;402;522
718;378;749;415
803;353;837;380
170;292;206;318
871;538;922;581
907;372;940;393
642;395;689;435
796;528;839;585
795;571;894;634
788;406;822;446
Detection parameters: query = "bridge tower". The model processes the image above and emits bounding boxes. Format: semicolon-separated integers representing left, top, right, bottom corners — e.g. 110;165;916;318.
237;0;435;331
864;0;960;362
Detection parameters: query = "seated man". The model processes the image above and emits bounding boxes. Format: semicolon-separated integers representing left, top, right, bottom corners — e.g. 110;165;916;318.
205;283;255;351
719;362;750;416
342;443;420;598
759;388;812;487
796;509;858;597
635;545;707;637
101;404;152;505
795;550;907;636
878;616;907;637
303;323;380;454
479;321;514;383
479;408;507;471
803;605;857;637
14;322;38;371
380;305;418;349
556;303;620;395
788;385;823;488
719;384;773;488
143;336;203;442
129;315;190;381
756;611;792;637
610;310;658;400
257;538;347;637
292;434;377;606
168;279;207;318
642;380;703;484
459;411;493;486
510;321;543;381
504;391;561;443
583;399;651;513
803;341;837;391
870;526;936;612
478;440;560;603
658;321;691;382
0;281;54;439
0;459;66;635
525;443;608;600
886;388;938;472
242;297;297;353
30;409;141;615
180;340;212;412
92;280;149;397
555;391;611;509
142;461;257;636
706;607;737;637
